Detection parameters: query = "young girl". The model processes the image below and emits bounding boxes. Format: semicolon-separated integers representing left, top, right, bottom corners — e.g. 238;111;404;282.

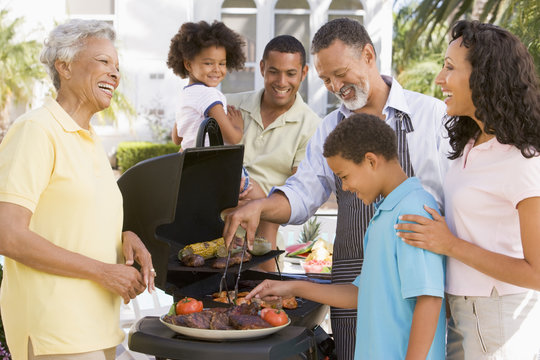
396;20;540;359
167;20;245;148
167;20;273;250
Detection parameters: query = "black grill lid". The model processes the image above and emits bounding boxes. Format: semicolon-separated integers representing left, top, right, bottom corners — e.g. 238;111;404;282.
117;118;244;291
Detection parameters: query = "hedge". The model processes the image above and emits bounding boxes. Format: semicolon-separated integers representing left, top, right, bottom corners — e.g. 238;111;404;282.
116;141;180;173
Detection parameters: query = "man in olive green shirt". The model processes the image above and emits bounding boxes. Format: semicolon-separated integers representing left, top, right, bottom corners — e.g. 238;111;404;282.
227;35;320;195
226;35;320;270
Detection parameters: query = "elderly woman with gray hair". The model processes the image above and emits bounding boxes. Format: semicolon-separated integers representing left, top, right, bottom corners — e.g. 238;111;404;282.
0;19;155;359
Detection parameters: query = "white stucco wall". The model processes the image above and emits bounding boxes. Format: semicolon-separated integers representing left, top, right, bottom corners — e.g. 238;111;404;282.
4;0;393;155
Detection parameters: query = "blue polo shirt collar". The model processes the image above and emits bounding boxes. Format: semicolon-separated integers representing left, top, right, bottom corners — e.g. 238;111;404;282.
374;177;422;213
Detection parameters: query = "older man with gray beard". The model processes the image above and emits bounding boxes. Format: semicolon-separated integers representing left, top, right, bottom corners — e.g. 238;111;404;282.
223;18;451;359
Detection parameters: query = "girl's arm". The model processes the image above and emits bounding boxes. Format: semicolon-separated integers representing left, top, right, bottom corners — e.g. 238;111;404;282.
208;103;243;144
245;279;358;309
406;295;442;360
171;122;182;146
396;198;540;291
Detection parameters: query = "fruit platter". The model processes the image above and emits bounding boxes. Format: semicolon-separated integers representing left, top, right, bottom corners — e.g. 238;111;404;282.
284;218;333;274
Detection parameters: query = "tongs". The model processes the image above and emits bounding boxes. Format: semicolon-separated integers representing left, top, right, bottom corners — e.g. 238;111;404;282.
218;232;248;305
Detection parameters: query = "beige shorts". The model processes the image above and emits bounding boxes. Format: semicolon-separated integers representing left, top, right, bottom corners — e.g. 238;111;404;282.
28;339;116;360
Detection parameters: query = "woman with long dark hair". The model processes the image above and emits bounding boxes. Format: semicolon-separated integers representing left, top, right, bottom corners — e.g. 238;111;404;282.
396;20;540;359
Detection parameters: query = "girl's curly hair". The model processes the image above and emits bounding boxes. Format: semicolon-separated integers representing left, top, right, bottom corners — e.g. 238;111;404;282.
445;20;540;159
167;20;246;79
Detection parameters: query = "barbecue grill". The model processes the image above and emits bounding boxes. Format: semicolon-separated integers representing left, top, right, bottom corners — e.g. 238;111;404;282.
117;119;334;359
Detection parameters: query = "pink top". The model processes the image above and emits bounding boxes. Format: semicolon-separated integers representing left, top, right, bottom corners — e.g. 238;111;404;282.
444;138;540;296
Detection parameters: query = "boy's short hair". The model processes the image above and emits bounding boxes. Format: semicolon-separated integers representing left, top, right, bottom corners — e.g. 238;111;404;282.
167;20;246;79
323;113;398;164
262;35;306;67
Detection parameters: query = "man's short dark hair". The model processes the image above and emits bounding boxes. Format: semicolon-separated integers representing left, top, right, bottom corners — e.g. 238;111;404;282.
263;35;306;67
311;18;375;57
323;113;397;164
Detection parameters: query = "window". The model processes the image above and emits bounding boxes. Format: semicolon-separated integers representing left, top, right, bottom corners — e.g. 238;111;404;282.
325;0;365;113
274;0;310;101
221;0;257;94
328;0;364;23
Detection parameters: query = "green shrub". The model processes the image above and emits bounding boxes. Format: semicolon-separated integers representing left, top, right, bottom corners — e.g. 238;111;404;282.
116;141;180;173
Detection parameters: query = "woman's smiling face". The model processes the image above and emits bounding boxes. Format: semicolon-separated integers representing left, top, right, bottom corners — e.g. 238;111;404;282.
435;38;476;119
67;37;120;112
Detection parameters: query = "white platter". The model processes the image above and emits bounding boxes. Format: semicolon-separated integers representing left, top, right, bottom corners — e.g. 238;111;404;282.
159;315;291;341
283;256;304;264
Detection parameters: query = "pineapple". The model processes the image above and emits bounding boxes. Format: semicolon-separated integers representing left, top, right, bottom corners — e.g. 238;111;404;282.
298;216;321;244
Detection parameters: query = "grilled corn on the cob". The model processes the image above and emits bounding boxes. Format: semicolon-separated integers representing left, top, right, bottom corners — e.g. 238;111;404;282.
178;237;225;260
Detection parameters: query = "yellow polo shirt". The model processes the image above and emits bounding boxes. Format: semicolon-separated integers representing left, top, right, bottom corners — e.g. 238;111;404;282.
226;90;321;194
0;98;124;359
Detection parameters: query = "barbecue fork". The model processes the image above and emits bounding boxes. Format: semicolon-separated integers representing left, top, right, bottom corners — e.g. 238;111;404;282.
218;245;233;304
233;238;248;301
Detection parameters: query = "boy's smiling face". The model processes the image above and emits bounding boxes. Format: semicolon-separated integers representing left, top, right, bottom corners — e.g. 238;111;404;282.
326;153;381;205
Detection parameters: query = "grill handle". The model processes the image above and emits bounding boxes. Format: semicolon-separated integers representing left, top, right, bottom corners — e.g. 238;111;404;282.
196;117;224;147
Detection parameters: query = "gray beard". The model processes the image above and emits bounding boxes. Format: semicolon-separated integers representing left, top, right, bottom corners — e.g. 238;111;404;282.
336;83;369;111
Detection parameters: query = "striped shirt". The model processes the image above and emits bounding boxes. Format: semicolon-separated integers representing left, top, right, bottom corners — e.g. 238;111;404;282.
175;83;226;149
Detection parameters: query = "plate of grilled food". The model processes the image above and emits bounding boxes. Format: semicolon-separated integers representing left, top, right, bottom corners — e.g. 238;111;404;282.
160;302;291;341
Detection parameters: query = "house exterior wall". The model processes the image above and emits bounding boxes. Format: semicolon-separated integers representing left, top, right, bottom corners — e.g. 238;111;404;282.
5;0;392;153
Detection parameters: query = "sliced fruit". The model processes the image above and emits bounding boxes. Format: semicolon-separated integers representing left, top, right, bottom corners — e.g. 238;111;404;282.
285;243;308;254
287;239;317;257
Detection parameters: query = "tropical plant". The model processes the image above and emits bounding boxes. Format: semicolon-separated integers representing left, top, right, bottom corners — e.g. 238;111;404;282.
0;10;137;140
0;9;46;140
393;2;446;98
94;89;136;127
501;0;539;75
400;0;539;76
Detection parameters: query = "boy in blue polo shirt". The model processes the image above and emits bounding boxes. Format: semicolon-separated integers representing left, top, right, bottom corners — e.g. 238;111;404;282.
246;113;446;359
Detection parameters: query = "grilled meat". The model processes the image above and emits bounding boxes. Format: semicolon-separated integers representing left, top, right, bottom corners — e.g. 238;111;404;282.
181;254;205;267
212;257;228;269
210;312;233;330
212;296;231;304
213;291;249;298
229;314;271;330
251;296;299;310
169;310;213;329
212;250;252;269
163;302;286;331
207;307;229;314
228;302;259;316
232;251;252;262
235;297;251;305
281;296;298;309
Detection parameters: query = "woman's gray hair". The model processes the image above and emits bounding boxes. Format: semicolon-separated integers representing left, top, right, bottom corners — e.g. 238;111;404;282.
40;19;116;90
